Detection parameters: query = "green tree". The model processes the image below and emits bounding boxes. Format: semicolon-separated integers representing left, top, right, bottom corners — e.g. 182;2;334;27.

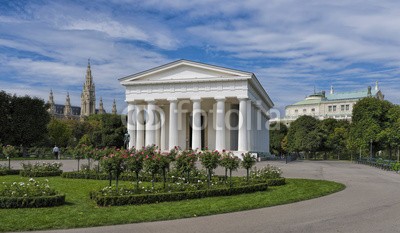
9;95;50;156
287;115;320;158
349;98;393;157
0;91;11;145
269;123;288;156
47;119;72;147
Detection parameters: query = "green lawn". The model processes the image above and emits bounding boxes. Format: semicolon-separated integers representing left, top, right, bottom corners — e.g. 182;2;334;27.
0;176;345;232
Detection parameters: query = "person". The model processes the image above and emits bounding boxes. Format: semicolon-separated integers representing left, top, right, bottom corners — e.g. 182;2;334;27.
52;145;60;160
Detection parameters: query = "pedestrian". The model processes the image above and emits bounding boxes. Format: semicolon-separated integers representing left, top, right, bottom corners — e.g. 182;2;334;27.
52;145;60;160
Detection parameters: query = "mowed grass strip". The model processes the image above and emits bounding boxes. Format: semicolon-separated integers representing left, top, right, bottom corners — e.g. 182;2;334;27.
0;176;345;232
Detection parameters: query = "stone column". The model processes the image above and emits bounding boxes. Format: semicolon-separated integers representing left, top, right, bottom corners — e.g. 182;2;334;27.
145;99;156;146
215;97;226;151
136;104;145;149
127;103;136;149
160;108;166;151
238;97;248;151
191;97;202;150
168;98;178;150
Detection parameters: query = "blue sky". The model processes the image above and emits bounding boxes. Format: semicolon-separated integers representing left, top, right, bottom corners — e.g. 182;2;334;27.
1;0;400;115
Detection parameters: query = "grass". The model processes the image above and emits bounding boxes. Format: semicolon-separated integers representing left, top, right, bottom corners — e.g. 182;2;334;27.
0;176;345;232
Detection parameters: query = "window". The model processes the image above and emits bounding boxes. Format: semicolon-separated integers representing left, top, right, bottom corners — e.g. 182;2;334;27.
328;106;332;112
295;109;298;113
346;104;349;111
341;105;345;111
303;109;306;112
311;108;315;112
333;105;337;111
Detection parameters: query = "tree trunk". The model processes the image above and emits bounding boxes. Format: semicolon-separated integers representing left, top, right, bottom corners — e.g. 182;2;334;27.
229;169;233;189
8;157;11;170
246;168;250;182
136;172;139;191
77;159;80;172
109;172;112;186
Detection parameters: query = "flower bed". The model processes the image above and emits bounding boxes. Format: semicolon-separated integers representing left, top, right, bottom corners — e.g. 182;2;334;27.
20;162;63;177
0;179;65;208
91;183;269;206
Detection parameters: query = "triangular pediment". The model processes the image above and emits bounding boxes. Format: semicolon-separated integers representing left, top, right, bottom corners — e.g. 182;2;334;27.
119;60;252;84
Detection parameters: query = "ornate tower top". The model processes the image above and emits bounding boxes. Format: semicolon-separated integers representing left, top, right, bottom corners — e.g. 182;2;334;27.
64;92;72;117
375;81;379;90
98;97;104;114
81;59;96;117
330;85;334;94
48;89;55;115
112;99;117;115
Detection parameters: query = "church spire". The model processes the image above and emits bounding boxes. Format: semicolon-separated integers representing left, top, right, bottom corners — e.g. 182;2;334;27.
48;89;55;115
98;97;104;114
112;99;117;115
81;59;96;117
330;85;334;94
375;81;379;91
64;92;72;117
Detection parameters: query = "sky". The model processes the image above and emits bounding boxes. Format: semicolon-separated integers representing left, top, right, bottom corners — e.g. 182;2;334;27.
1;0;400;116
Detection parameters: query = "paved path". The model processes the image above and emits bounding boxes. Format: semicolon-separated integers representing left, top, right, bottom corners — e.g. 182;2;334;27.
11;160;400;233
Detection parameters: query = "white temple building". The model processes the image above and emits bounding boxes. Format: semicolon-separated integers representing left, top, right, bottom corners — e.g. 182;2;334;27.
119;60;274;157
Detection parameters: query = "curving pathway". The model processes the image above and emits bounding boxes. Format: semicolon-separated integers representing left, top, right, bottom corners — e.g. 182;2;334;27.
14;160;400;233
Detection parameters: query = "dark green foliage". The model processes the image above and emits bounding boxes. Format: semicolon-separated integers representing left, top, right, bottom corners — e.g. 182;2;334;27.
0;92;50;151
269;122;288;156
92;183;269;206
19;170;62;177
0;195;65;208
0;170;20;176
287;115;321;157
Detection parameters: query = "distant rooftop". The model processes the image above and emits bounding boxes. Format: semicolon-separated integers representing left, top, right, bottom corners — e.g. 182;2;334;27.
289;85;382;107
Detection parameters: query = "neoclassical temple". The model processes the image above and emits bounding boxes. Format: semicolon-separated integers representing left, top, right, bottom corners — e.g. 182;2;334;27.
119;60;274;156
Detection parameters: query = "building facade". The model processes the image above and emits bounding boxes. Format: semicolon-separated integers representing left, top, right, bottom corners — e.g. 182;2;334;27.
272;82;384;126
47;60;117;119
120;60;274;157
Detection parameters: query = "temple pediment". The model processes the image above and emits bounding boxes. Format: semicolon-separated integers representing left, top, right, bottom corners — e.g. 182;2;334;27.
119;59;252;84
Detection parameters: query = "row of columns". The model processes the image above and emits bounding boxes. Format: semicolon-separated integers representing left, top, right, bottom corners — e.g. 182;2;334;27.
127;97;250;151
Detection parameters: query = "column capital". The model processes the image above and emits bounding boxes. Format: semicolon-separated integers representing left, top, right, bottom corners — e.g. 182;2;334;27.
214;96;226;101
190;97;202;102
237;96;249;101
167;97;178;102
145;98;156;104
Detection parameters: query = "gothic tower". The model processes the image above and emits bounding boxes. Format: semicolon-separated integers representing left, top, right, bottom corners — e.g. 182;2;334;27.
98;97;105;114
112;99;117;115
64;92;72;117
48;89;55;116
80;59;96;117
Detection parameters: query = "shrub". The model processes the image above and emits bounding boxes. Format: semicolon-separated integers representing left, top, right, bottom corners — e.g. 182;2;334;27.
92;183;269;206
0;178;65;208
241;152;257;182
20;162;63;177
199;150;220;187
2;145;19;170
392;162;400;172
250;165;282;180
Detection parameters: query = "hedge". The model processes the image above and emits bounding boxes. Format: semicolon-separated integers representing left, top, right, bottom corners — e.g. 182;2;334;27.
20;170;63;177
91;183;269;206
0;170;21;176
265;178;286;186
0;194;65;208
62;172;286;186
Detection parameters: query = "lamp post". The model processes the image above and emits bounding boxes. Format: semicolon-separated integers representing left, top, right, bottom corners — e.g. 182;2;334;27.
370;139;373;159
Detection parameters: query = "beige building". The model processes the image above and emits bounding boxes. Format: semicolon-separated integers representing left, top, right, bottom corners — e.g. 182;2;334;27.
272;82;384;126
